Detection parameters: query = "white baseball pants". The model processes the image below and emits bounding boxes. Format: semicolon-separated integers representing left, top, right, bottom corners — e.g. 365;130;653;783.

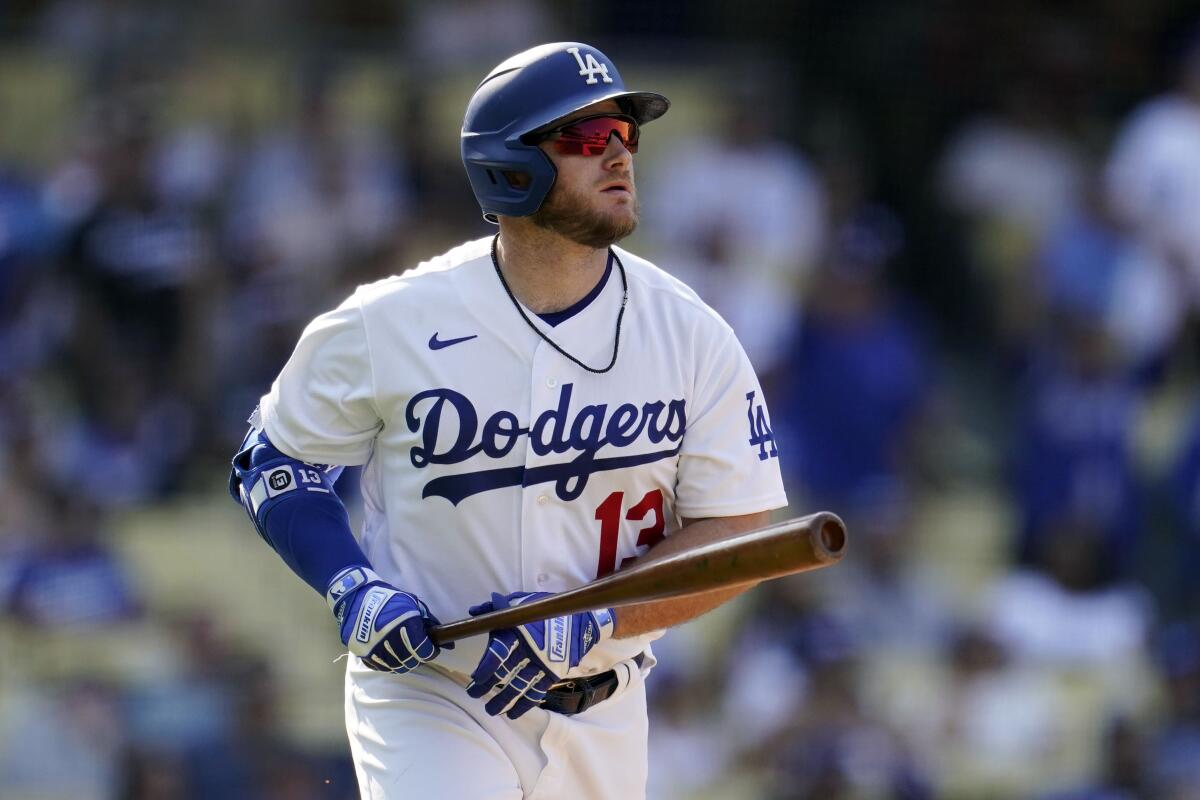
344;655;648;799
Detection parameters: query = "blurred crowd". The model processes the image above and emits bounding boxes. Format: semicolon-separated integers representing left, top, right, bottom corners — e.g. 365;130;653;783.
3;1;1200;798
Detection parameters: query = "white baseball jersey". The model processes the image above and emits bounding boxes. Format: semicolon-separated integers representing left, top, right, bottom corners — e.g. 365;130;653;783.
258;235;787;680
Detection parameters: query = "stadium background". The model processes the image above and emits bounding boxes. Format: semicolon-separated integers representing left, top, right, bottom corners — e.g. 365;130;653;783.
2;1;1200;797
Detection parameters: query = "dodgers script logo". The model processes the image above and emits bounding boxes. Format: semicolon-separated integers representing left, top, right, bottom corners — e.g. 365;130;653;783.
405;383;685;504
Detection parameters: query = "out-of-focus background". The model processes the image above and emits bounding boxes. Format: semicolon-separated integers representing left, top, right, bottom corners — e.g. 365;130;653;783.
2;1;1200;798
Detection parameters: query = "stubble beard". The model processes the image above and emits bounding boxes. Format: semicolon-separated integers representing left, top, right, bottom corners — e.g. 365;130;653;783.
530;181;639;249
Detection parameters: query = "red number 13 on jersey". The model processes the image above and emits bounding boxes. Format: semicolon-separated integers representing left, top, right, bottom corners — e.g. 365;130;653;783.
594;489;666;578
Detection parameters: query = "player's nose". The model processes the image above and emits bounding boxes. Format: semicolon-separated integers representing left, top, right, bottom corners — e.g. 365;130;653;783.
602;134;633;167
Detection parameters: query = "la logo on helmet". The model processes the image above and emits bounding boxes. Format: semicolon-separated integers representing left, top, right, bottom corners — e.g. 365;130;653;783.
567;47;613;85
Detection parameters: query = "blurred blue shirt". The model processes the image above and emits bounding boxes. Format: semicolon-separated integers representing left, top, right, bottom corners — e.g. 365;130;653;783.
775;299;929;505
1012;352;1140;570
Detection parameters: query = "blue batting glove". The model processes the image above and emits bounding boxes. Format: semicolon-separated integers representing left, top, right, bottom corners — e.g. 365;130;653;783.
326;566;451;673
466;591;614;719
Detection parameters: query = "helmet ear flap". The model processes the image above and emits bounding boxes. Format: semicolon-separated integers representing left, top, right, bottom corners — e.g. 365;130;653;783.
464;147;558;224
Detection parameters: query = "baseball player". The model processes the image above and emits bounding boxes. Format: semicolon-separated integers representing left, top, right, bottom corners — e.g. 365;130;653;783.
228;42;787;799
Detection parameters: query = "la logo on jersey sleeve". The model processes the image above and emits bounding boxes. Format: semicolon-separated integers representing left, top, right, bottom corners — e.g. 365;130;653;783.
746;391;778;461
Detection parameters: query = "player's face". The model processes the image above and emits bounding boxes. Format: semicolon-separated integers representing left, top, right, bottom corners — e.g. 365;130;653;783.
532;100;639;249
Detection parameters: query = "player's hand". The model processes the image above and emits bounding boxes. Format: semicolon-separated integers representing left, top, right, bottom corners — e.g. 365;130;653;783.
466;591;614;719
326;566;451;673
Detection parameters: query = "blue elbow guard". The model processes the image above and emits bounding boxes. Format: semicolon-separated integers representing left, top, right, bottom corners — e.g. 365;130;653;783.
229;427;345;548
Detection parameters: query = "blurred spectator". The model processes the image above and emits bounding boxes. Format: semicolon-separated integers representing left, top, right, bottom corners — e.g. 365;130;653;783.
1010;312;1141;580
3;491;141;628
702;582;933;798
223;71;409;301
37;0;186;62
403;0;555;68
1032;167;1194;381
124;612;241;754
1038;716;1154;800
0;163;64;380
63;104;211;391
123;611;356;798
0;679;126;799
1105;25;1200;345
646;80;827;372
213;71;412;437
118;746;190;800
930;626;1084;794
757;610;931;799
939;80;1085;237
39;358;195;506
718;584;825;755
1147;622;1200;796
771;207;932;510
1167;401;1200;613
183;654;294;799
821;484;955;655
182;653;357;800
646;671;737;800
938;78;1087;349
983;523;1154;669
153;122;232;214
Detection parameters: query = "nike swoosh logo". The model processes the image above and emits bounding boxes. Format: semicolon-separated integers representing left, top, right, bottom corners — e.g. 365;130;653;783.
428;332;479;350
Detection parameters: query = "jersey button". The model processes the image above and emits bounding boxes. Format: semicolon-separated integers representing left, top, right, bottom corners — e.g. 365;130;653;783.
546;377;557;388
536;494;548;505
537;573;549;584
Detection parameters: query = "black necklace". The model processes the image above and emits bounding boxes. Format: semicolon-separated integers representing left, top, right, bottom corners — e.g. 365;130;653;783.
490;234;628;374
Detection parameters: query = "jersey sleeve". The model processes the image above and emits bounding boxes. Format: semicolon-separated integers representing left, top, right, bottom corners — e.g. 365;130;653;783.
258;292;383;466
674;321;788;519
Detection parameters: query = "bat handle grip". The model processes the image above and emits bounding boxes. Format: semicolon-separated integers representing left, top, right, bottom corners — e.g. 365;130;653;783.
428;593;587;645
429;616;493;646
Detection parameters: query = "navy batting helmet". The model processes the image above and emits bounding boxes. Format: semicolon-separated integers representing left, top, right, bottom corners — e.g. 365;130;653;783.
461;42;669;223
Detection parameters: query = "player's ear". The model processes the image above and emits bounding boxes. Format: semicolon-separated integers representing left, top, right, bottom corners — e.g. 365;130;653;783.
503;171;531;189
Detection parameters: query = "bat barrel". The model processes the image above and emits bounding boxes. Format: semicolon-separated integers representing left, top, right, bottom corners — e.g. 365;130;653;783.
429;512;847;645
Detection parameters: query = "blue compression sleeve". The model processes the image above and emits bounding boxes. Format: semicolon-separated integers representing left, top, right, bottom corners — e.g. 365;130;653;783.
230;429;371;595
259;487;369;594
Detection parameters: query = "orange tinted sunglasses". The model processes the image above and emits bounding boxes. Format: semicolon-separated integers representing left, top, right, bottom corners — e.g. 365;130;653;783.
529;114;640;156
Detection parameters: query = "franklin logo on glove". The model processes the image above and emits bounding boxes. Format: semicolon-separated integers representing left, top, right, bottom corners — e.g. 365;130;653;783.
549;617;569;662
356;588;387;643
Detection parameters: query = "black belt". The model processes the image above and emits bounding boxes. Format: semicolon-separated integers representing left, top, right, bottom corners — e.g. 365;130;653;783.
542;653;645;716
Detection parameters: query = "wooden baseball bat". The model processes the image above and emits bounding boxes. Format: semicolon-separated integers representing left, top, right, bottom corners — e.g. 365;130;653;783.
429;511;847;645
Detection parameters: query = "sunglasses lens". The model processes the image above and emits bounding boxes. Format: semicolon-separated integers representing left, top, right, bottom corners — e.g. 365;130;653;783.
551;115;639;156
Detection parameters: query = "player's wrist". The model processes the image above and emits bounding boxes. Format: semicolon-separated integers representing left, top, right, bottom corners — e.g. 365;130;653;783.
572;607;615;660
591;607;615;643
325;565;384;625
